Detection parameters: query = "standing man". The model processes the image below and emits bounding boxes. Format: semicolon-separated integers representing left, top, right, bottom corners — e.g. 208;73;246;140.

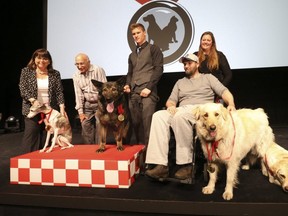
124;23;164;146
73;53;107;144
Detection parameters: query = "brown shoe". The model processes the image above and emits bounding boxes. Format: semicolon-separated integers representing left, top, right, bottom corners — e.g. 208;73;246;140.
145;165;169;179
174;165;192;180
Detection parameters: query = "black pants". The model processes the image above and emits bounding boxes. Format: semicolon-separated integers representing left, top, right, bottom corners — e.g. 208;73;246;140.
129;93;158;145
22;115;45;154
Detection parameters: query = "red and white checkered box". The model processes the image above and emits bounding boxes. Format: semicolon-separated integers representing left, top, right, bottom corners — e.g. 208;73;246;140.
10;144;145;188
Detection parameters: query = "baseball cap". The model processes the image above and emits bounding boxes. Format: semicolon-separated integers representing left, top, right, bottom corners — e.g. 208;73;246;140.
179;53;199;63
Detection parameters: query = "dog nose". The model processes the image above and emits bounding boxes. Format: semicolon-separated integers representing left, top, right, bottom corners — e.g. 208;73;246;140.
210;124;216;131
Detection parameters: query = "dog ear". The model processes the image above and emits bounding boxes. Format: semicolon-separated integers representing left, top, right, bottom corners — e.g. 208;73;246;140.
91;79;103;89
192;105;200;120
220;104;229;120
116;75;127;87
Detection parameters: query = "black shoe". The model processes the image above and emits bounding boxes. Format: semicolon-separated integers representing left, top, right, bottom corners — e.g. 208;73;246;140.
145;165;169;179
174;165;192;180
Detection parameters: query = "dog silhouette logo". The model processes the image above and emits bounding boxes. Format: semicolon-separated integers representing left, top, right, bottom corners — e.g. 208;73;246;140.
128;0;195;65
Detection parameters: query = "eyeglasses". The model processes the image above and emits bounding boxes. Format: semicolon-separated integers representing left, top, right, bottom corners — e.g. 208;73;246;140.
75;62;86;66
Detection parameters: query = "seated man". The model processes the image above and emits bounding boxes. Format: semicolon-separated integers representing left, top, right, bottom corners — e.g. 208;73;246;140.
145;53;236;180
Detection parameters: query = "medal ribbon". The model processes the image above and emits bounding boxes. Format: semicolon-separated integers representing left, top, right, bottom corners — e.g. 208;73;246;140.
117;104;124;115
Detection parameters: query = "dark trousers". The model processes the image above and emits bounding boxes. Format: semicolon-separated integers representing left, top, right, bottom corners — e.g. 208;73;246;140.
22;116;45;154
81;101;99;144
129;93;157;146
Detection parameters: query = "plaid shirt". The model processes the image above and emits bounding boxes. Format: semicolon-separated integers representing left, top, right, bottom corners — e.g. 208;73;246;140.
72;64;107;114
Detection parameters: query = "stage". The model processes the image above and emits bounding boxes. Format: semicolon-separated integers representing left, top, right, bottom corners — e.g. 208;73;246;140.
0;126;288;216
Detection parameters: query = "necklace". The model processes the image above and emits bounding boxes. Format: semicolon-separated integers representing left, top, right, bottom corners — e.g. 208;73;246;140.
37;70;47;75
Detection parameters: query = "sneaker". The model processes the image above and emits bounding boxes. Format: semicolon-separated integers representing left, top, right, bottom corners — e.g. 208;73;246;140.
145;165;169;179
174;165;192;180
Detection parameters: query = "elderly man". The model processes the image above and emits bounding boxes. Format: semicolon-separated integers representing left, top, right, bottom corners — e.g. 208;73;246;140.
73;53;107;144
145;53;236;180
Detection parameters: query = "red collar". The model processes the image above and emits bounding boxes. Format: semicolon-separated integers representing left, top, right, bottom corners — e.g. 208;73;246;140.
38;109;53;124
206;112;236;162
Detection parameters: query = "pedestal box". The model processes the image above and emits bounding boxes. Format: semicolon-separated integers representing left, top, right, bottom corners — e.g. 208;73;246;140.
10;144;145;188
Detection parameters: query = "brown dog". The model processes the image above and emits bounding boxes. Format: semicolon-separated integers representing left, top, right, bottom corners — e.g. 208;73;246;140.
91;76;130;153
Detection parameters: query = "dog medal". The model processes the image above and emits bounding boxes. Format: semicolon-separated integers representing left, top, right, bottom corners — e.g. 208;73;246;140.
207;162;215;173
118;114;124;121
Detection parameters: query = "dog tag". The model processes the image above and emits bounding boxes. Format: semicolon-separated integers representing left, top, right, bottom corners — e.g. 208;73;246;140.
118;114;125;121
207;163;215;173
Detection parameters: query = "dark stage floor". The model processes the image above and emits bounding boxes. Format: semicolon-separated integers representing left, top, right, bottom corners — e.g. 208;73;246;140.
0;126;288;216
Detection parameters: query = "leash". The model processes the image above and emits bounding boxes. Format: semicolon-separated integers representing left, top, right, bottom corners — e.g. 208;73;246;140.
263;154;283;185
206;111;236;162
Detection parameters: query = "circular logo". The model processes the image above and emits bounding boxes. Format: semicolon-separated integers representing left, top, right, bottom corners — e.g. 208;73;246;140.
128;0;195;65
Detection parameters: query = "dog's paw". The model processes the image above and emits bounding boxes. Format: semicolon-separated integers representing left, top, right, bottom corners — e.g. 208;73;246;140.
60;145;73;150
223;191;233;200
202;186;214;194
46;149;52;153
117;146;124;151
39;149;45;153
96;148;105;153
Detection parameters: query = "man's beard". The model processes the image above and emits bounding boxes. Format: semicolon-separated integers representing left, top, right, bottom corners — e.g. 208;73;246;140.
185;69;195;78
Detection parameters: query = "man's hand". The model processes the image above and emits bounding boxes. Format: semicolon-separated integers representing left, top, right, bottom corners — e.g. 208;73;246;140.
79;113;87;122
227;105;236;112
140;88;151;97
123;85;130;93
167;106;177;115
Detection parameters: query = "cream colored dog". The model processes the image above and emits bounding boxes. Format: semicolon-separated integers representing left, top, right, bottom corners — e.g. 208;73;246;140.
27;103;73;153
192;103;274;200
260;141;288;192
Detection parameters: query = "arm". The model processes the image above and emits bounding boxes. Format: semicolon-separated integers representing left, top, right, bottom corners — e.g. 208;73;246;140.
145;45;164;91
72;75;85;115
19;67;37;102
98;67;107;83
124;55;133;93
53;70;66;115
165;81;180;115
221;89;236;112
166;100;177;115
219;52;232;87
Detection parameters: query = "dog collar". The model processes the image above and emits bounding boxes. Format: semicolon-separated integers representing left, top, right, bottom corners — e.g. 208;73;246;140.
38;109;53;124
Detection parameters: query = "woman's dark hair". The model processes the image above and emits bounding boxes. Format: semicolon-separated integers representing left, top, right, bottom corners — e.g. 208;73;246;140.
27;48;54;72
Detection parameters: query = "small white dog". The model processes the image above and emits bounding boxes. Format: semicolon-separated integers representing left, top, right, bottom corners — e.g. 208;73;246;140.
192;103;274;200
260;141;288;192
27;102;73;153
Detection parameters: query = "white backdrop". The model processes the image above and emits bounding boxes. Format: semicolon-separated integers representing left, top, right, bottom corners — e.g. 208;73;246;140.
47;0;288;79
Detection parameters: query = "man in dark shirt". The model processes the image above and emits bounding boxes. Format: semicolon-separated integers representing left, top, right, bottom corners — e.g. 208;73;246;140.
124;23;163;147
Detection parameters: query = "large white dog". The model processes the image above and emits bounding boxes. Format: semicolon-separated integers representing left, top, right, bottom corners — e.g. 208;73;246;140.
192;103;274;200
